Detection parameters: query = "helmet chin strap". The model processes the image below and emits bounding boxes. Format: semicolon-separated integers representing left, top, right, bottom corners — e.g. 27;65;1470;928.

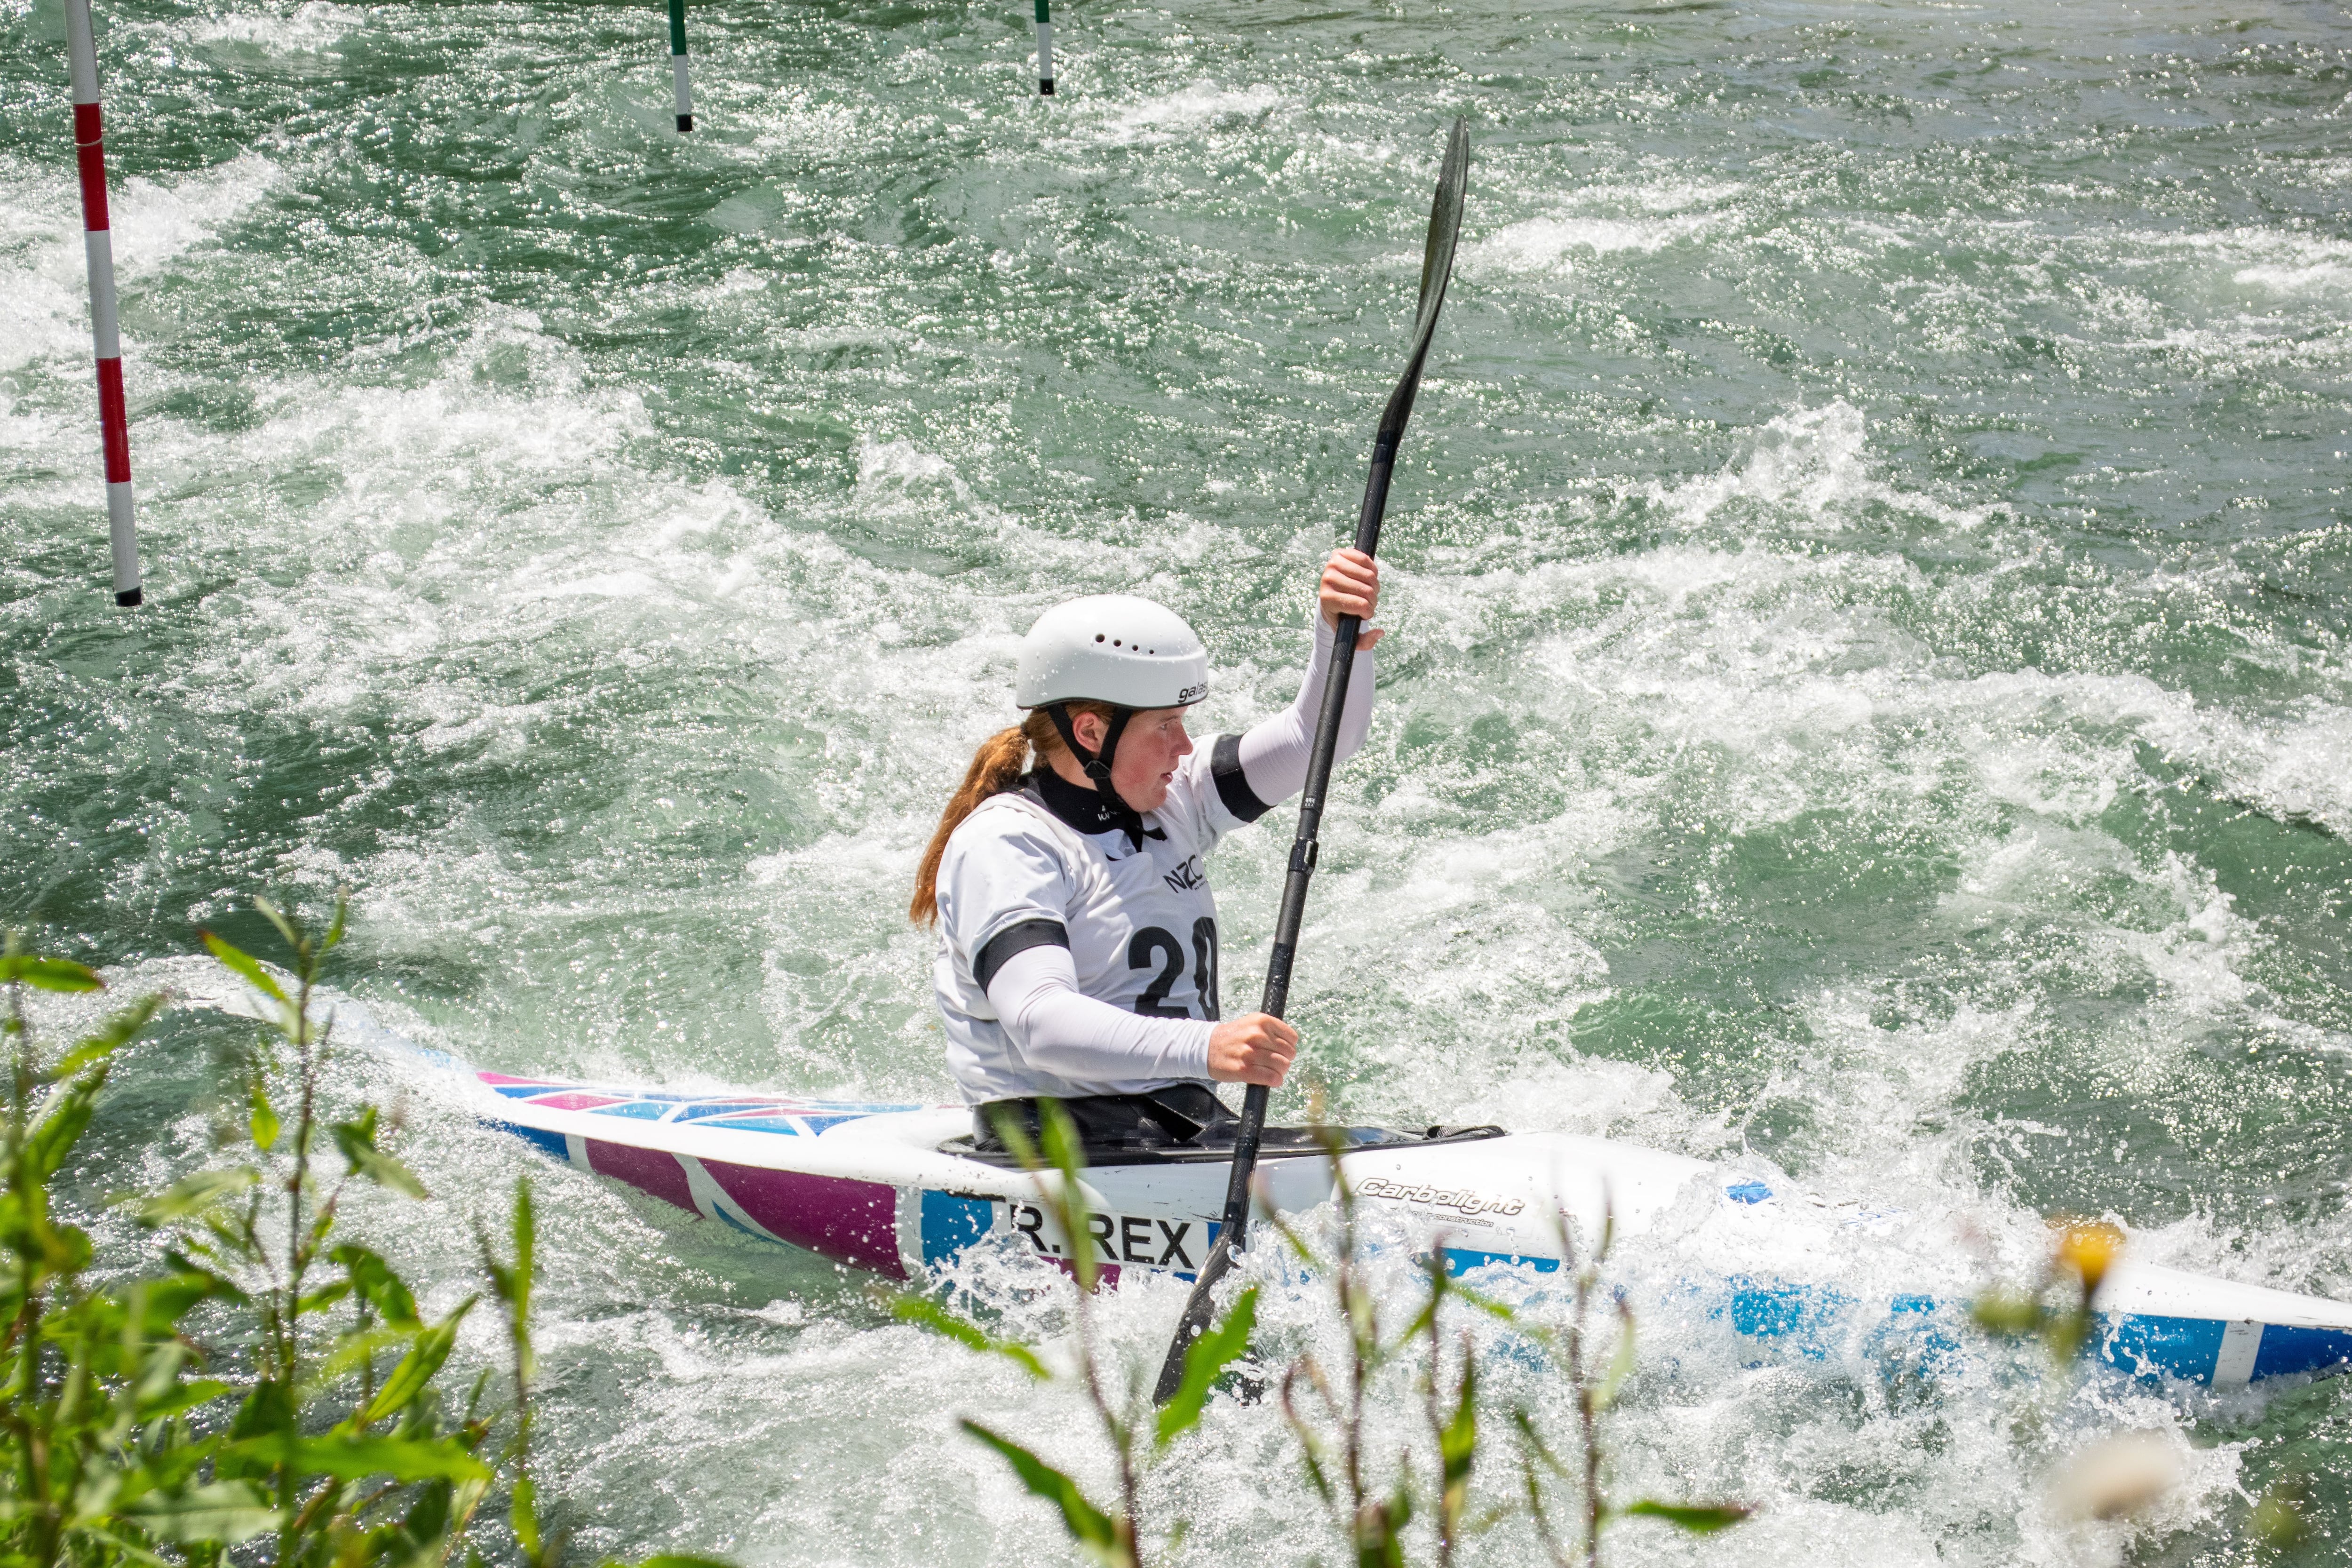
1044;702;1138;815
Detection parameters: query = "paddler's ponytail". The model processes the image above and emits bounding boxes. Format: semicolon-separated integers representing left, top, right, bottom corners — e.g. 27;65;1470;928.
911;702;1112;925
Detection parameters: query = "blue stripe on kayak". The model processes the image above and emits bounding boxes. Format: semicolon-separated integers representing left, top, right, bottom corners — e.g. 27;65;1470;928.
921;1191;994;1266
2099;1313;2225;1383
589;1100;670;1120
1444;1247;1562;1275
711;1202;772;1242
492;1120;570;1162
1722;1277;1851;1354
2253;1323;2352;1380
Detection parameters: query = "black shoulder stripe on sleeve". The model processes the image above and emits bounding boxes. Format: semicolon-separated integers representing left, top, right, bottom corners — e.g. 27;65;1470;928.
974;918;1071;994
1210;732;1272;823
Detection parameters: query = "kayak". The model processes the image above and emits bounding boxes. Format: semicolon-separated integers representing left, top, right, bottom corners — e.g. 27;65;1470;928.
458;1066;2352;1392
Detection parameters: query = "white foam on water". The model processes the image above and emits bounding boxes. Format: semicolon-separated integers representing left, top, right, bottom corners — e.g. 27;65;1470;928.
169;0;364;54
0;150;280;383
1091;80;1284;146
1635;400;1999;536
1477;210;1725;271
1468;172;1745;274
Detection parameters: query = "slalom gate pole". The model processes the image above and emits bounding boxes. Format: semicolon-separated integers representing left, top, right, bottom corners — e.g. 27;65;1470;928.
64;0;141;607
669;0;693;132
1034;0;1054;96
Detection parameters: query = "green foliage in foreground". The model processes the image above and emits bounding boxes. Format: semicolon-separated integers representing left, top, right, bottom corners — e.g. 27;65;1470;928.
900;1107;1750;1568
0;904;731;1568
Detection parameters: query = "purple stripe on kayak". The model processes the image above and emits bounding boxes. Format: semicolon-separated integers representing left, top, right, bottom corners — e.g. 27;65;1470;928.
703;1161;904;1279
584;1139;698;1214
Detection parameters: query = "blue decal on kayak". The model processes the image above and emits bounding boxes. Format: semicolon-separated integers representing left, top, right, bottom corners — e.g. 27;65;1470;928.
697;1113;879;1136
2100;1313;2225;1383
673;1102;791;1122
590;1101;669;1120
1444;1247;1562;1275
922;1191;994;1266
494;1084;559;1098
492;1120;570;1162
1725;1181;1773;1205
1866;1295;1961;1370
1719;1277;1851;1357
2253;1324;2352;1381
711;1203;771;1242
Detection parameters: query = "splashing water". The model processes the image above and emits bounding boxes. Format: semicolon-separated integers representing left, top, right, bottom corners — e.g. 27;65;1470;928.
5;0;2352;1560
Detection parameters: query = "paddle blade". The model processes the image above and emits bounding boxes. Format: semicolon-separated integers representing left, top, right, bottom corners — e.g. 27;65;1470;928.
1151;1228;1237;1405
1413;118;1471;337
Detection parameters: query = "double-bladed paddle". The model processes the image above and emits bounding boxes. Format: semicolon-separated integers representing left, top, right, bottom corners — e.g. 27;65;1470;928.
1153;117;1471;1405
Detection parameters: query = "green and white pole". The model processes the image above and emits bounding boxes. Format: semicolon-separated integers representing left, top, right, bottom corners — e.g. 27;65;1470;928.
668;0;692;132
1034;0;1053;95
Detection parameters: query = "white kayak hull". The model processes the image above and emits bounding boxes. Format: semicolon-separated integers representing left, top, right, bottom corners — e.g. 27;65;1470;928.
468;1069;2352;1391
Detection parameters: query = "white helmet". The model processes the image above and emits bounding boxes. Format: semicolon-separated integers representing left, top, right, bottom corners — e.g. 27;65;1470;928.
1015;595;1208;711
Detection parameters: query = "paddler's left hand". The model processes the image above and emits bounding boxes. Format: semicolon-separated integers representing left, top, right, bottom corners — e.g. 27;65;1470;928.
1319;548;1383;651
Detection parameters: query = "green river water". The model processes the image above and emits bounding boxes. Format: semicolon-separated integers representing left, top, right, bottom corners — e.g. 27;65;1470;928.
4;0;2352;1559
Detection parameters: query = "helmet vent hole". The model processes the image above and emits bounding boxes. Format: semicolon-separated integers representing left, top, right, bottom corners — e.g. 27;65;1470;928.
1095;634;1105;643
1113;639;1122;647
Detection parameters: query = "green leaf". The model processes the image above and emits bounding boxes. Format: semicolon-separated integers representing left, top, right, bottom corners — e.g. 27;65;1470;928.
134;1377;233;1425
1970;1289;2043;1339
332;1244;421;1330
1155;1285;1258;1449
510;1473;541;1560
199;931;286;1004
138;1169;260;1229
224;1433;492;1484
1594;1306;1636;1411
44;994;162;1084
894;1295;1049;1380
1035;1102;1097;1292
253;898;303;960
332;1112;427;1199
297;1280;353;1316
511;1178;535;1325
1511;1410;1570;1480
364;1299;476;1423
248;1078;279;1152
0;955;103;993
1439;1351;1478;1492
322;891;348;956
1450;1282;1523;1328
127;1481;281;1544
71;1525;177;1568
628;1557;738;1568
29;1075;110;1181
1615;1499;1753;1534
959;1420;1124;1563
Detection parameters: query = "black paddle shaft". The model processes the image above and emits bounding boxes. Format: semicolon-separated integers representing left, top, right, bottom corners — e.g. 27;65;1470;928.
1154;119;1469;1405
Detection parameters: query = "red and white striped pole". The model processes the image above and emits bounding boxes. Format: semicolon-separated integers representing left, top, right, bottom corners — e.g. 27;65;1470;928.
64;0;141;607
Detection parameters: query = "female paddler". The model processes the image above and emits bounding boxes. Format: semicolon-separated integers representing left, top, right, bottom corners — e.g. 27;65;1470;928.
912;550;1381;1153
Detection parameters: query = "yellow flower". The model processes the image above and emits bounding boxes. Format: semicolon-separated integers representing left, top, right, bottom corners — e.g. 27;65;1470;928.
2054;1219;2123;1300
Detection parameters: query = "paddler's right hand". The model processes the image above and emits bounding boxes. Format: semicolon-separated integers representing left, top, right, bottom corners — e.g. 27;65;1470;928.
1207;1013;1298;1087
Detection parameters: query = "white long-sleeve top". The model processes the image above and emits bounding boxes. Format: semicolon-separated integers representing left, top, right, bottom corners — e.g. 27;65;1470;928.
931;617;1375;1104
